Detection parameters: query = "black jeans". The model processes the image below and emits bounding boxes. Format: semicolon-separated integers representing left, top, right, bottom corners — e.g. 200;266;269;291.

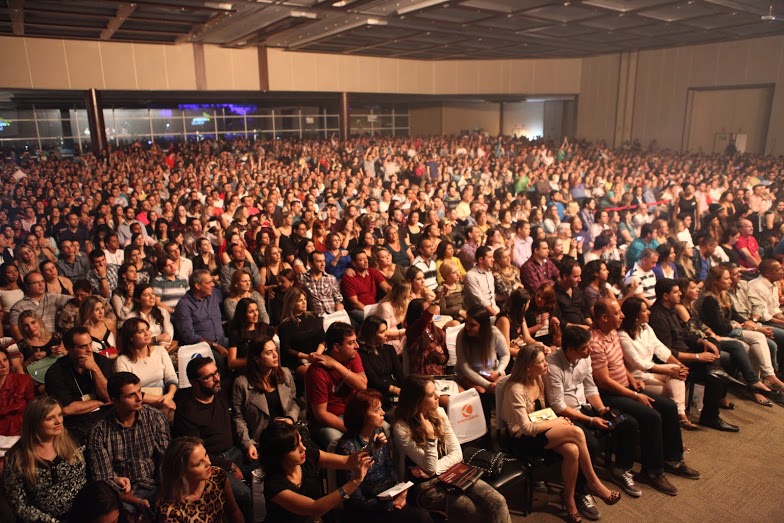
685;360;727;424
574;413;639;475
600;390;683;477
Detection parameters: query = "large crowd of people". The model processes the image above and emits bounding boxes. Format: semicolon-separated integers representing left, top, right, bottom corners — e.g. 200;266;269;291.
1;133;784;523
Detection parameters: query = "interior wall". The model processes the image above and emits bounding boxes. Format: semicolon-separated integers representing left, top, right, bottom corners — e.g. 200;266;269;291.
502;102;544;138
686;87;774;154
631;35;784;154
576;53;620;144
441;102;501;135
409;105;444;136
266;48;582;95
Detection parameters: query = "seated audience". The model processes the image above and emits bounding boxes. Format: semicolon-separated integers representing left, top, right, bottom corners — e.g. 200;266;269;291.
503;344;620;523
4;397;87;522
223;269;269;323
545;326;642;505
277;286;326;378
341;249;391;325
45;326;113;444
464;246;499;316
9;271;70;340
156;437;243;523
374;280;411;355
456;305;510;396
306;321;368;447
590;298;699;496
79;295;118;357
336;390;433;523
357;316;404;410
393;374;510;523
174;357;253;521
173;269;228;368
0;346;35;435
232;336;299;463
114;318;178;413
618;297;695;429
259;420;373;523
125;283;174;350
88;372;170;518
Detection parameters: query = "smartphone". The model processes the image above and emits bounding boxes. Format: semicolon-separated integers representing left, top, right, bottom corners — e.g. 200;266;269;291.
362;429;382;455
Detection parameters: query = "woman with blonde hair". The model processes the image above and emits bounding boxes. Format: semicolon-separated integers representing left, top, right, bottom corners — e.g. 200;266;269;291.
3;396;87;522
156;437;243;523
260;244;292;301
501;344;619;523
492;246;523;305
374;280;411;355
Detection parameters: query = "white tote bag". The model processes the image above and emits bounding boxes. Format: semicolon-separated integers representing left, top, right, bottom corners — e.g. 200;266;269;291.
177;341;214;389
446;388;487;444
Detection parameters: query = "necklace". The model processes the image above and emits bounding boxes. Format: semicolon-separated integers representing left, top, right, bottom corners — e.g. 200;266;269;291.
287;465;303;488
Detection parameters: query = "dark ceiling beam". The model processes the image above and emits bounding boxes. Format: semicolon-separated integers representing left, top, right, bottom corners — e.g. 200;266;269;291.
8;0;24;36
101;3;137;40
23;21;179;36
102;0;235;13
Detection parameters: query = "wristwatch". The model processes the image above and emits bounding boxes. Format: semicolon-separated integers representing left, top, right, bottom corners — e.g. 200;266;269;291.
338;486;350;500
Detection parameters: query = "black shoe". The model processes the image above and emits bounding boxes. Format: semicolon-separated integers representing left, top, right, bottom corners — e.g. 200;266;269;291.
699;418;740;432
664;461;701;480
764;390;784;407
574;492;601;521
708;368;746;387
637;473;678;496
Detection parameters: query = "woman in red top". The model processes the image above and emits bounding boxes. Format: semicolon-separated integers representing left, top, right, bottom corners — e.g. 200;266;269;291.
0;347;35;436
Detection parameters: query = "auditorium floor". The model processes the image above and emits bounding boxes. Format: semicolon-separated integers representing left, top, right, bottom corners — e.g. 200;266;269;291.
510;389;784;522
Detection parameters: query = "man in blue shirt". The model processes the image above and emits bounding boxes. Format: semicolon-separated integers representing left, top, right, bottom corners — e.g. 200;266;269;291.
173;269;228;370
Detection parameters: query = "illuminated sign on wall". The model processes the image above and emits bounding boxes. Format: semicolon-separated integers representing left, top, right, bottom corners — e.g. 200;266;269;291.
191;112;212;126
0;117;12;131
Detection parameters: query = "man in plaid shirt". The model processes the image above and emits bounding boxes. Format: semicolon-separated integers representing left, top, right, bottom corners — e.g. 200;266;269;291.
88;372;170;517
299;250;344;317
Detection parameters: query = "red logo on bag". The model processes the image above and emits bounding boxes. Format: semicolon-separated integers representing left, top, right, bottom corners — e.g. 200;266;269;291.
462;404;473;417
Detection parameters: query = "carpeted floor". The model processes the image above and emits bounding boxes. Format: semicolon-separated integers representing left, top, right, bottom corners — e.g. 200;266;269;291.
510;390;784;523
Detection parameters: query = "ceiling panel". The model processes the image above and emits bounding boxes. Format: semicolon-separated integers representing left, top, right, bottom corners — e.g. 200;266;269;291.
0;0;782;59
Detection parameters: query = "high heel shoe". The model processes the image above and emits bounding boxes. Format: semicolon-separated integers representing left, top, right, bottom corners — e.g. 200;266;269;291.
560;490;583;523
588;487;621;505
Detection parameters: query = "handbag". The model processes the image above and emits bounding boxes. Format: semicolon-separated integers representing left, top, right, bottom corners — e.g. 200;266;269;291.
462;446;505;478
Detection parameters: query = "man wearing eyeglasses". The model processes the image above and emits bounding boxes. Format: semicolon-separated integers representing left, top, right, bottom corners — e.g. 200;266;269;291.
8;270;70;341
173;357;252;521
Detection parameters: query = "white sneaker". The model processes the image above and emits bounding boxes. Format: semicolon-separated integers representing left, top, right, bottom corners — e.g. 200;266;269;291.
612;468;642;498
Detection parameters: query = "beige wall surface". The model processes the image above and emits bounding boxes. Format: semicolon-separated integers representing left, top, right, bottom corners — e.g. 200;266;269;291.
409;106;444;136
266;48;582;95
0;36;198;90
686;87;773;154
631;35;784;155
576;53;620;144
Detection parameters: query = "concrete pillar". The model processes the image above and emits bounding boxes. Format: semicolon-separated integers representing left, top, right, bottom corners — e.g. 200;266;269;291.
84;89;107;152
339;92;349;140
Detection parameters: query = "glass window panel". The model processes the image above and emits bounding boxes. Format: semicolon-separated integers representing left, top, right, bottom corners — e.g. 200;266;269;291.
151;117;184;136
326;116;339;130
215;116;245;134
37;119;64;138
184;115;215;134
375;115;394;129
246;115;273;132
34;108;61;121
115;117;151;139
274;115;300;132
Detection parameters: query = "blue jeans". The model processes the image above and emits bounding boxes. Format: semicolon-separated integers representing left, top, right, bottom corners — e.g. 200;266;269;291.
122;485;156;517
219;446;254;522
718;339;761;384
315;415;344;449
763;323;784;371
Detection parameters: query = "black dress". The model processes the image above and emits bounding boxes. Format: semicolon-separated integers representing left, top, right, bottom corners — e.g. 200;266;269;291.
358;343;404;409
513;398;550;457
277;314;325;371
264;444;322;523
